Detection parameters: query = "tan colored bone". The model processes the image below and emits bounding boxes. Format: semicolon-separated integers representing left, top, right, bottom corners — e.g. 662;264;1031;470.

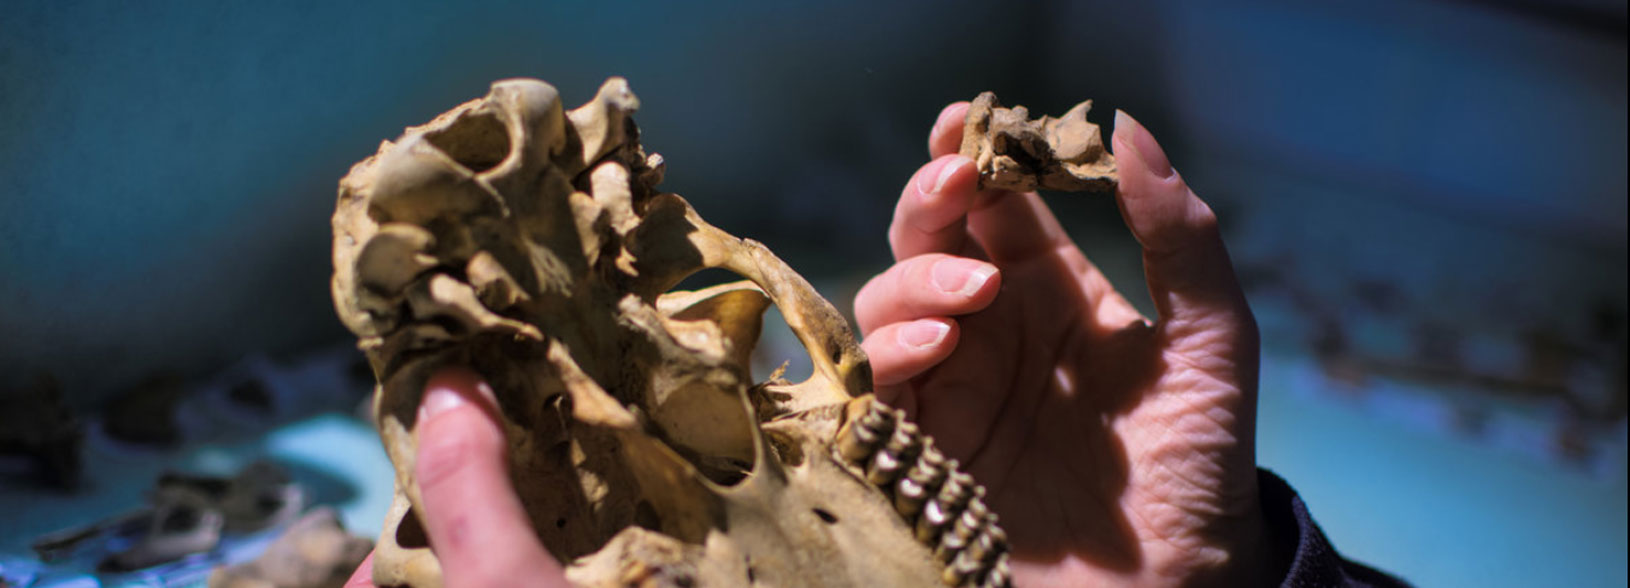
332;77;1012;587
959;91;1118;193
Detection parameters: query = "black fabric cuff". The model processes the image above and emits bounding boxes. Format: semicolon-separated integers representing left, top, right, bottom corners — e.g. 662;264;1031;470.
1258;469;1413;588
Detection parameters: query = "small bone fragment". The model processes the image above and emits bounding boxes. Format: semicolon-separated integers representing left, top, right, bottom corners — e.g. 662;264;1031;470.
958;91;1118;193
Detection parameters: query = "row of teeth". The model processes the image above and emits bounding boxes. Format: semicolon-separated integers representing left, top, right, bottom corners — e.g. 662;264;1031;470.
835;400;1012;588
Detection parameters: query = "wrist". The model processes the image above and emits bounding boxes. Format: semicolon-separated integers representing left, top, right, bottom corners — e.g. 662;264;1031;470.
1143;482;1274;588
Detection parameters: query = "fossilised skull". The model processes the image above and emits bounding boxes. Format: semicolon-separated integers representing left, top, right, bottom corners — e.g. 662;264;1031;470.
331;78;1011;587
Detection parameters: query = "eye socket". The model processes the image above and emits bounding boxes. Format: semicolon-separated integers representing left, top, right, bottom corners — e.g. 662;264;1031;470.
424;110;510;174
812;508;838;524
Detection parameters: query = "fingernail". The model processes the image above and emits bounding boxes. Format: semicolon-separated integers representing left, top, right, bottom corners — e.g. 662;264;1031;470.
932;259;996;297
918;156;969;197
419;385;467;422
1115;109;1173;180
899;320;951;349
934;157;969;194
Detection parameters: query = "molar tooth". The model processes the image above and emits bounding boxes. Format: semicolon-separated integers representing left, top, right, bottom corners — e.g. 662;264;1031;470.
961;514;1009;587
945;545;985;586
866;447;906;488
950;503;984;548
908;446;945;480
981;556;1012;588
958;526;999;577
836;418;885;464
937;471;973;509
837;399;898;465
915;497;954;543
933;514;975;564
893;476;929;521
857;401;895;433
885;421;921;456
868;421;921;490
980;527;1009;578
893;446;945;521
918;472;971;540
963;497;989;527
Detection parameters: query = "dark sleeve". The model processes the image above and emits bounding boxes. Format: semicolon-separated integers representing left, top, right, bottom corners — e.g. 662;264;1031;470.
1259;469;1413;588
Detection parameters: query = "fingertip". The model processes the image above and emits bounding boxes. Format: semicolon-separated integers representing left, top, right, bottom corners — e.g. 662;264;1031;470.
912;155;976;210
1112;109;1173;180
929;102;971;158
865;318;960;387
929;257;1000;301
1111;112;1200;255
1110;114;1248;327
418;366;503;428
891;155;982;260
1112;109;1135;150
897;317;954;350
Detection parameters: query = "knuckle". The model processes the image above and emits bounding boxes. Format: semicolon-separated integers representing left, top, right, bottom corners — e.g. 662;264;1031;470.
1185;196;1221;235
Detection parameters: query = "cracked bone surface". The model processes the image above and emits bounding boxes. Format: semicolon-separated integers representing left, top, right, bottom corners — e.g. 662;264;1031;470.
959;91;1118;193
331;77;1012;587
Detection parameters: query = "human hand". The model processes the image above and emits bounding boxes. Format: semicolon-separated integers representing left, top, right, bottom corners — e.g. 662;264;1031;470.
854;105;1266;587
345;367;570;588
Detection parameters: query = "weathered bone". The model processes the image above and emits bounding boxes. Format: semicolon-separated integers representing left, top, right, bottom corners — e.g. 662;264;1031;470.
959;91;1118;193
332;77;1012;587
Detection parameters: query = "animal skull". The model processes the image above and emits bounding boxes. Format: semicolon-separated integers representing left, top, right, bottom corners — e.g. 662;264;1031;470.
331;78;1011;587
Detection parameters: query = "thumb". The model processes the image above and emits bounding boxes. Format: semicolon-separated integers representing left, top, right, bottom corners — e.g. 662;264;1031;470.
1111;111;1255;337
414;367;568;588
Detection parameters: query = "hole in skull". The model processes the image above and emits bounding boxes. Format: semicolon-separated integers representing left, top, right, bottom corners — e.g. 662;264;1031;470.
424;110;510;174
670;267;742;292
812;508;838;524
754;304;813;383
394;510;430;549
653;267;769;487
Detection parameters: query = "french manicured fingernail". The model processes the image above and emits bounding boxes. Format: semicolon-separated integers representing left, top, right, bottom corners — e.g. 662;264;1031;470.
1115;109;1173;180
932;258;996;297
419;385;468;422
918;156;970;198
899;320;951;349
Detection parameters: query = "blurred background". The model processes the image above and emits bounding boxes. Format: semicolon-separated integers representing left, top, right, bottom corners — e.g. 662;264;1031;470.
2;0;1624;586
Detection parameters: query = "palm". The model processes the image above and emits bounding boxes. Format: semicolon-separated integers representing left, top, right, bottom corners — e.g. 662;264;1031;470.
908;244;1257;586
856;106;1263;586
